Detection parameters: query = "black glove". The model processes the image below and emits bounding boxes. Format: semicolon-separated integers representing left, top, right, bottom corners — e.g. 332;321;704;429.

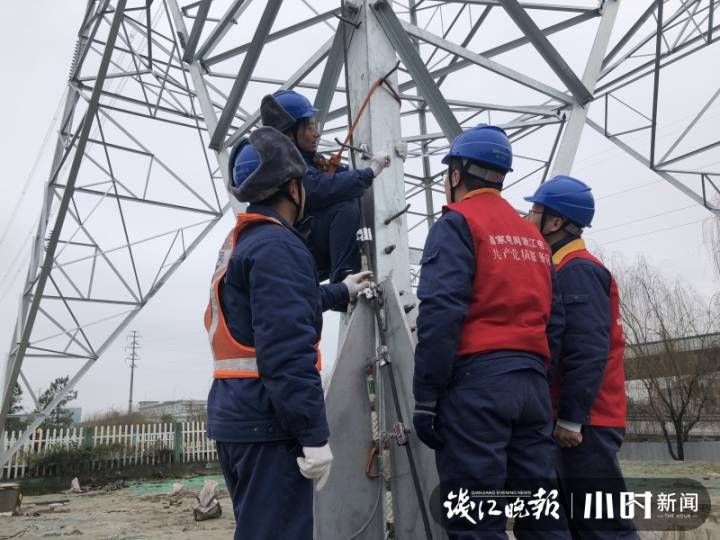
413;401;444;450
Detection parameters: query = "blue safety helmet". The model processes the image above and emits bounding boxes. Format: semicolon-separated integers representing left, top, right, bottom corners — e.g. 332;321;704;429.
231;139;261;188
442;124;513;173
273;89;319;120
524;175;595;227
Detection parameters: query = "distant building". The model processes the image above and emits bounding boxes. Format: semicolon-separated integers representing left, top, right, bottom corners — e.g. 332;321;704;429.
136;400;206;422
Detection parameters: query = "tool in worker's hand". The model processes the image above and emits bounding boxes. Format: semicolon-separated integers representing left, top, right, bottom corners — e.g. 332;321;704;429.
333;138;390;176
334;138;370;159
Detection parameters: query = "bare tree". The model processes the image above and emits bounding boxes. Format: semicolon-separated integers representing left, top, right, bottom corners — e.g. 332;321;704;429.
618;258;720;460
702;193;720;280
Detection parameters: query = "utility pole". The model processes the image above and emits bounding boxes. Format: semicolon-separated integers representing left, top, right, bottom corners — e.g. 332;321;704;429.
126;331;140;414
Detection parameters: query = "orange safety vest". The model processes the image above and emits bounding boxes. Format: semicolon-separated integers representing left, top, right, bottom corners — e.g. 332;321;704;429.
551;239;627;427
204;212;322;378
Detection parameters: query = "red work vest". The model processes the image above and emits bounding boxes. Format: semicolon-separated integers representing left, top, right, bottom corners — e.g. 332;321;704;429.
204;212;322;379
446;189;554;359
552;240;627;428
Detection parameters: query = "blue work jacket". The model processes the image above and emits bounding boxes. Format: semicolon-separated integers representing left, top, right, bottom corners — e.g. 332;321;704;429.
301;153;374;212
207;205;347;445
413;210;565;404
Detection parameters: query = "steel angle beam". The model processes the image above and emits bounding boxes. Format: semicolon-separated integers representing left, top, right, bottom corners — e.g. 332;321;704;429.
224;36;335;149
425;1;600;13
400;94;559;118
315;298;382;539
0;0;129;448
603;0;657;69
209;0;282;150
551;0;620;175
586;118;719;216
194;0;252;61
398;19;572;104
167;0;239;210
323;11;594;126
501;0;593;104
181;0;211;63
314;6;359;133
2;0;230;463
372;1;462;141
203;8;338;68
599;1;695;80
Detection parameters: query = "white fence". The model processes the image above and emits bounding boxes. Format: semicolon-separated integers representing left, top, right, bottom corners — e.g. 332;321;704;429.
1;422;217;480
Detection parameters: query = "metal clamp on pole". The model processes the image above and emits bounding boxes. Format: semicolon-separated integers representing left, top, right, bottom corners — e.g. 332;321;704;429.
333;12;361;29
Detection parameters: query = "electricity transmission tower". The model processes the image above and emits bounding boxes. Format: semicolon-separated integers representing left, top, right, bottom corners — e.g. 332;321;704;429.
126;330;140;414
2;0;719;536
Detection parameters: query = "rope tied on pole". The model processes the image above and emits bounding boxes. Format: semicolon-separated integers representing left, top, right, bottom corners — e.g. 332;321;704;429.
327;61;402;174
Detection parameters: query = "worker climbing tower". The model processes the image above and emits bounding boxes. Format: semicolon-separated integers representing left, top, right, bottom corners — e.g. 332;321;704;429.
2;1;720;538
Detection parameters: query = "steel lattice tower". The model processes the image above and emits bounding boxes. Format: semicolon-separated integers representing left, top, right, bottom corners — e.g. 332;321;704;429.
2;1;719;536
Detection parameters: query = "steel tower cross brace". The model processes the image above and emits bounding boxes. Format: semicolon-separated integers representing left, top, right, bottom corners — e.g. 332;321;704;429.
0;0;131;455
1;0;228;466
551;0;620;176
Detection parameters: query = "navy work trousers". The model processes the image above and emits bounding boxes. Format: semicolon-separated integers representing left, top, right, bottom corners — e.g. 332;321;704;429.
308;199;361;283
435;368;570;540
556;426;639;540
217;440;313;540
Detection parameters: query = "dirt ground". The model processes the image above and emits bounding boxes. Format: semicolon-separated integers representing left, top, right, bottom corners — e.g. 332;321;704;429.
1;461;719;539
0;475;235;539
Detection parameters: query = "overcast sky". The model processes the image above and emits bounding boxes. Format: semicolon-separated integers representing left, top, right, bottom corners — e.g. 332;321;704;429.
0;1;718;419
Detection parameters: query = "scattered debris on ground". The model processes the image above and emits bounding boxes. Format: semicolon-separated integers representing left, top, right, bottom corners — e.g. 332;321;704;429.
67;479;82;495
193;480;222;522
0;475;234;539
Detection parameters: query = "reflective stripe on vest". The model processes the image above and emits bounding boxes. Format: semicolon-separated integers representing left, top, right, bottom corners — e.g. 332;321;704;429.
204;212;322;379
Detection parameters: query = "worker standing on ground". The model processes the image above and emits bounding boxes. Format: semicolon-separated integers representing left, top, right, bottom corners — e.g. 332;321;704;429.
412;125;568;539
525;176;637;539
205;127;371;540
257;90;391;284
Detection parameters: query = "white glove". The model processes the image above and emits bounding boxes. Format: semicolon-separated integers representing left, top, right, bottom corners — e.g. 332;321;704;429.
342;271;374;298
394;142;408;162
297;444;333;491
366;151;391;177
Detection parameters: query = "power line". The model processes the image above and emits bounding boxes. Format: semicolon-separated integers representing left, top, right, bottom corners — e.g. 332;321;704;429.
594;218;708;247
587;204;697;235
0;88;68;250
0;236;32;305
0;253;30;306
595;179;664;200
